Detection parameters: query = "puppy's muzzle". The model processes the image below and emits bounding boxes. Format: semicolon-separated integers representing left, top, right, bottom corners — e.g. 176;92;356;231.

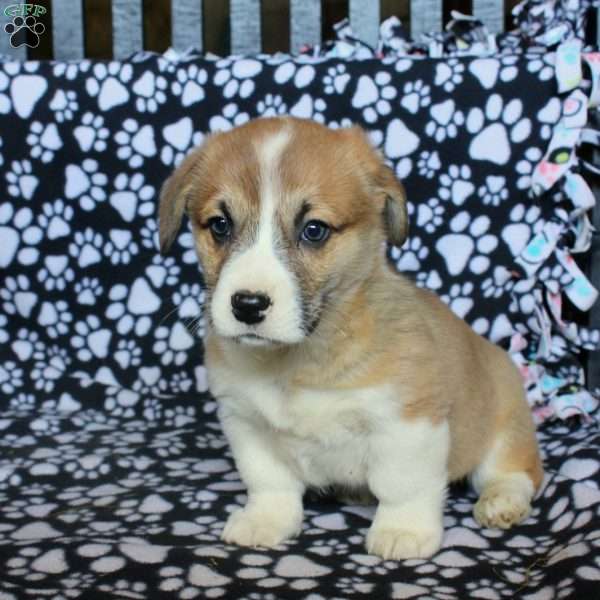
231;291;271;325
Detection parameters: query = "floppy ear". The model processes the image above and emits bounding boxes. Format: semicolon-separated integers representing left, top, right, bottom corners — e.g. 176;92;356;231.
374;162;409;247
158;147;204;255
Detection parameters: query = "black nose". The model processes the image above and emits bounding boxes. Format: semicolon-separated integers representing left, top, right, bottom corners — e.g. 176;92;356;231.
231;291;271;324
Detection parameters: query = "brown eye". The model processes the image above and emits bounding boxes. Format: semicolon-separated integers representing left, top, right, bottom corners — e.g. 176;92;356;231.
300;220;330;245
207;216;232;242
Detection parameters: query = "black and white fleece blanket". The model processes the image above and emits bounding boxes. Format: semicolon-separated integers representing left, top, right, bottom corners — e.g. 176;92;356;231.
2;2;600;597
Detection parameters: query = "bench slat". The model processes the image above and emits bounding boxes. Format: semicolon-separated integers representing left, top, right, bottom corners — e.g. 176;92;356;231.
290;0;321;53
410;0;442;40
52;0;85;60
349;0;380;48
472;0;504;34
172;0;203;52
112;0;143;59
230;0;261;55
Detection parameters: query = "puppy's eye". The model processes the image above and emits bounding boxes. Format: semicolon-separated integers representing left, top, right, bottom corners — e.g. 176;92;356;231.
300;220;330;245
207;216;232;242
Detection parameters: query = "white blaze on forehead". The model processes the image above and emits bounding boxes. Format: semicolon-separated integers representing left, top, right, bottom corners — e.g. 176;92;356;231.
210;125;305;344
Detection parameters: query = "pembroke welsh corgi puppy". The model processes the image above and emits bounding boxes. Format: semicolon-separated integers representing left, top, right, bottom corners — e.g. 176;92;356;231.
159;117;543;560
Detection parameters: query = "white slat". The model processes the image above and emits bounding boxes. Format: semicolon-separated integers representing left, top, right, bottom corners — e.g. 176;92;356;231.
172;0;203;52
473;0;504;34
0;5;28;59
349;0;380;48
230;0;261;55
410;0;442;39
290;0;320;53
52;0;84;60
112;0;143;59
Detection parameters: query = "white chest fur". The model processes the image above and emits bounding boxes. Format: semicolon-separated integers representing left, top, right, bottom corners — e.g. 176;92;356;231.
210;369;399;488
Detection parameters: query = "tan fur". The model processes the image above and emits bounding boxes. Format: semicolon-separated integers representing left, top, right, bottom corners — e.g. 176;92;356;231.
159;117;543;558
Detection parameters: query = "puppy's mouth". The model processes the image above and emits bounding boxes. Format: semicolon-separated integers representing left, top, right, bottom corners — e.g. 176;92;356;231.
234;333;281;347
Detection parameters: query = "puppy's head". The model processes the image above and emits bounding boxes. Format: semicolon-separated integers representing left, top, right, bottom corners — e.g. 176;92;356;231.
159;117;407;347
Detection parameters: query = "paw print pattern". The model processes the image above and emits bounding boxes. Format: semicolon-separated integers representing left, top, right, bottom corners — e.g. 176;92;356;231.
466;95;531;165
6;159;38;200
0;203;43;268
214;58;262;99
74;112;109;152
86;62;133;111
4;15;45;49
436;212;498;276
352;72;397;123
49;89;78;122
64;159;108;211
501;203;544;258
132;71;168;113
161;117;205;165
478;176;509;206
26;122;62;163
516;147;544;189
401;79;431;114
69;228;104;268
323;64;350;95
441;282;475;318
416;198;445;233
172;64;208;106
37;199;73;240
390;236;429;272
256;94;287;116
109;173;155;223
434;59;465;92
439;164;474;206
115;119;157;168
425;99;464;142
417;150;441;179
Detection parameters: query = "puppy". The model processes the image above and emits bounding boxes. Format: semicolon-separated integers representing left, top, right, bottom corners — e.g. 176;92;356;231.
159;117;543;560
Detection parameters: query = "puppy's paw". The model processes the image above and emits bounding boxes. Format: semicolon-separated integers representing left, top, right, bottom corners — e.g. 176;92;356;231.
474;484;531;529
366;525;442;560
221;507;301;548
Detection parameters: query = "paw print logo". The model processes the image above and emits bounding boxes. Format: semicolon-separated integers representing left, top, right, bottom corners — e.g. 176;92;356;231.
390;236;429;272
5;15;45;49
441;282;475;319
436;212;498;276
466;95;531;165
439;164;474;206
426;99;464;143
352;72;397;123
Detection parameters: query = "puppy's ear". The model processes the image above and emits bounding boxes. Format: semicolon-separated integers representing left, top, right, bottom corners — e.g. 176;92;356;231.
158;148;203;255
374;163;409;247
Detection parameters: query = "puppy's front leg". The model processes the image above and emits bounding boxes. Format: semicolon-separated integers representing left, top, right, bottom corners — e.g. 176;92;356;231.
366;419;449;560
220;412;305;549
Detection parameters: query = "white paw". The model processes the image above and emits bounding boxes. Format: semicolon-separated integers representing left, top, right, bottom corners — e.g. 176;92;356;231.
474;486;531;529
221;507;301;548
366;525;443;560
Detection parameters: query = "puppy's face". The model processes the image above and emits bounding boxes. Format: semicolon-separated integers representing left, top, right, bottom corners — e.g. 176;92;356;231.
159;117;407;347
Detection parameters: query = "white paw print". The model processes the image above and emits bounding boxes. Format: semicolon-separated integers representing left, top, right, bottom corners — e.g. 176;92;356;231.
214;57;262;98
352;72;397;123
273;60;315;88
416;198;445;233
426;99;464;143
391;236;429;272
466;95;531;165
417;150;441;179
6;159;38;200
528;54;554;81
115;118;156;168
482;266;515;299
439;164;474;206
110;173;155;223
401;79;431;114
168;371;194;394
441;282;475;319
54;60;91;80
478;175;508;206
501;203;544;258
38;300;72;338
436;211;498;276
114;339;143;369
107;276;162;336
416;269;443;290
434;59;464;92
64;454;110;479
133;71;167;113
0;360;23;394
49;89;78;122
1;275;37;317
172;64;207;106
31;345;70;393
86;62;133;111
69;227;104;268
74;277;103;306
71;315;112;361
37;199;73;239
74;112;109;152
257;93;287;116
65;158;108;211
0;203;43;267
516;147;543;189
290;94;327;123
153;322;195;366
323;64;350;94
26;121;62;163
328;117;354;129
37;255;75;291
172;283;204;320
209;103;250;133
160;117;204;166
103;229;139;265
141;218;159;250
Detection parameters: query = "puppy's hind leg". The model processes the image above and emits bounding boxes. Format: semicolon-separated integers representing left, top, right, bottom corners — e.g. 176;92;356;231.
471;412;543;530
